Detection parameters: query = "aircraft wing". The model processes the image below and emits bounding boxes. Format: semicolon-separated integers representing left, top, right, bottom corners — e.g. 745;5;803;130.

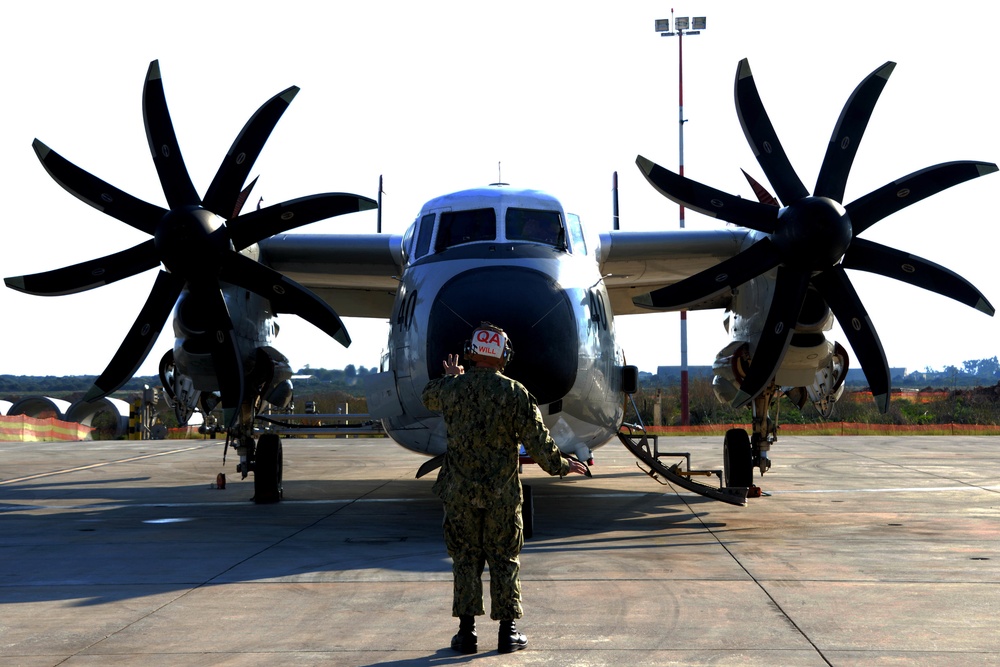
599;228;751;315
259;233;404;318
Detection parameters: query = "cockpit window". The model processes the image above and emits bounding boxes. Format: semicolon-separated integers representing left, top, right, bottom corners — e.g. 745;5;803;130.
566;213;587;255
435;208;497;251
414;213;435;258
506;208;564;248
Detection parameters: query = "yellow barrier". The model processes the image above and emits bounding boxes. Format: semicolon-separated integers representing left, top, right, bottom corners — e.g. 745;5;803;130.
0;415;93;442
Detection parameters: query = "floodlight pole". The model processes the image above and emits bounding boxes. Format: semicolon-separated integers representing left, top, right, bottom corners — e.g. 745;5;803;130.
657;11;705;427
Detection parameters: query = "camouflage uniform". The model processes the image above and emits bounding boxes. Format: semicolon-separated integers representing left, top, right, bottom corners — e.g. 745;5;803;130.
422;366;569;620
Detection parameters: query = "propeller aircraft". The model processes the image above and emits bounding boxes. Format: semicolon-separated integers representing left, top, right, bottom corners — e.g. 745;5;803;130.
6;59;994;506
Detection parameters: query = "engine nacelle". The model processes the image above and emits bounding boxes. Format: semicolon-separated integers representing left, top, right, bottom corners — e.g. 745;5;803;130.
266;379;294;410
159;349;201;427
718;279;844;406
172;289;227;391
254;346;295;410
711;341;751;405
711;334;848;417
803;342;849;418
795;286;835;333
774;333;837;387
164;342;295;425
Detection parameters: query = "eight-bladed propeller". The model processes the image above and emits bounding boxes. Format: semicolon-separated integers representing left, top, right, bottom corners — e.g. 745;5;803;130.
634;59;996;413
5;60;377;425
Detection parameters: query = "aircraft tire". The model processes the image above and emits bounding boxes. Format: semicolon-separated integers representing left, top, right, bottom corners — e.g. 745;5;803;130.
254;434;283;504
522;484;534;541
723;428;753;488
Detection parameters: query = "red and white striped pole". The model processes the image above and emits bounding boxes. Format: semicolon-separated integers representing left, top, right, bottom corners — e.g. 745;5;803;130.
658;12;705;426
676;9;690;426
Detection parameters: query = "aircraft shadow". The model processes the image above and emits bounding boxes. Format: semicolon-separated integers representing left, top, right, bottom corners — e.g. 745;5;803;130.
0;469;724;608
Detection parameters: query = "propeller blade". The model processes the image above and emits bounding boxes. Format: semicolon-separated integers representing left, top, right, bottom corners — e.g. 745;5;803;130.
732;266;811;408
812;267;890;412
201;86;299;218
220;253;351;347
83;270;184;402
634;238;781;309
734;59;808;205
142;60;200;209
635;156;778;232
199;287;245;429
5;240;158;296
228;193;378;250
843;238;995;315
814;62;895;203
847;161;998;235
32;140;166;235
741;169;780;207
232;176;259;218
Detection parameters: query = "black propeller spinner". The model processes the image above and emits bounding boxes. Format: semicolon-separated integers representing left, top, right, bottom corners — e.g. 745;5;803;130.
5;60;377;425
634;59;996;413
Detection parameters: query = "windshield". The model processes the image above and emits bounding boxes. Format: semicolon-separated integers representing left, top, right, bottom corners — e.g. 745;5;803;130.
506;208;564;247
435;208;497;251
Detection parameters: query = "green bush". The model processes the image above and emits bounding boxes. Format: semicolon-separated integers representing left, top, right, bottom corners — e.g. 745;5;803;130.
635;377;1000;426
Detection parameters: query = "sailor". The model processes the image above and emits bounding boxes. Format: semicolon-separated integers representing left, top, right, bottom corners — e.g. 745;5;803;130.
422;322;587;654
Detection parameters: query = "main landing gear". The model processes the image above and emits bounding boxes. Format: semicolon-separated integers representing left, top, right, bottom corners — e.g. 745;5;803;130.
618;424;749;506
232;433;284;504
619;393;772;506
619;384;787;504
741;384;786;499
722;428;754;488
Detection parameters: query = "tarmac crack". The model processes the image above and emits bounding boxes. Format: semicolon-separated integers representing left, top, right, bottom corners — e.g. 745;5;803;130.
676;492;835;667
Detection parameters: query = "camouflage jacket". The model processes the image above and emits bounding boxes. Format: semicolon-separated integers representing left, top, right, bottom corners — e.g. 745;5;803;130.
422;367;569;508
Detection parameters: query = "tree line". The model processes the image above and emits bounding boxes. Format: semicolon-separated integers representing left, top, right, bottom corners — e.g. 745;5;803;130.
5;356;999;395
4;358;1000;428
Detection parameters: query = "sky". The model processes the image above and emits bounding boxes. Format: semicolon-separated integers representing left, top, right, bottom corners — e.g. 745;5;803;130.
1;1;997;378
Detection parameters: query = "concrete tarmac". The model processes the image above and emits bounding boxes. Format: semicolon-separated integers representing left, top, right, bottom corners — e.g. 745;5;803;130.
0;434;998;666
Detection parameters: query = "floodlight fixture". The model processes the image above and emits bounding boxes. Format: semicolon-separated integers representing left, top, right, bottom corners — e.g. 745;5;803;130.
657;14;706;37
652;10;708;425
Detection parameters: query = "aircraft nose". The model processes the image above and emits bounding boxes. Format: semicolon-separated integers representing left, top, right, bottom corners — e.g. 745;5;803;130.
427;266;578;405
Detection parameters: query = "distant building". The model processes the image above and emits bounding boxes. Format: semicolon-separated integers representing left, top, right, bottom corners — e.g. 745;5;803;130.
649;366;908;388
655;366;714;384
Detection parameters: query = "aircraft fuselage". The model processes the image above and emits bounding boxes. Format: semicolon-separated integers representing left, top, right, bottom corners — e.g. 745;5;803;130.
368;187;628;462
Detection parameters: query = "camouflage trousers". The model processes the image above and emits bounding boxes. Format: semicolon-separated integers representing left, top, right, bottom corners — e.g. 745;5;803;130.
442;501;524;620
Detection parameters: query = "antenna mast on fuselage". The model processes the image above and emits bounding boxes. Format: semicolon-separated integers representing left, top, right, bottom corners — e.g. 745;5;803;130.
490;161;509;187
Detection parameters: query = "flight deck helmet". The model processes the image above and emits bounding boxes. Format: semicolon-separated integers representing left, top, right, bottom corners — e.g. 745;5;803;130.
463;321;514;369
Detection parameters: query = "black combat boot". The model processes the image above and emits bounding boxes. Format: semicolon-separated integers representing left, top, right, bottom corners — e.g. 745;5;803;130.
451;615;477;654
498;619;527;654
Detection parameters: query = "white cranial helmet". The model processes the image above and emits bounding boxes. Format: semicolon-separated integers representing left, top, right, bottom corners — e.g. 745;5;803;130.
464;322;514;368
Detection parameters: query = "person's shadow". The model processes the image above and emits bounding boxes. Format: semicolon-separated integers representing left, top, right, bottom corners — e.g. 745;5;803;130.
364;647;481;666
